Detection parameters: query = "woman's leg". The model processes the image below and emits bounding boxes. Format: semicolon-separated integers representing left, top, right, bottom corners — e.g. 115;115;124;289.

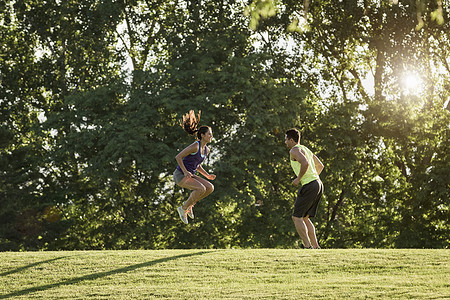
177;177;206;210
178;175;214;208
187;175;214;206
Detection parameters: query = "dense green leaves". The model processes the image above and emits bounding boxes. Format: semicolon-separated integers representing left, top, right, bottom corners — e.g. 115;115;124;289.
1;0;448;250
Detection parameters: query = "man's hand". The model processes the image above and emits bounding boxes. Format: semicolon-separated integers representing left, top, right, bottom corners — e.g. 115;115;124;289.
292;177;301;186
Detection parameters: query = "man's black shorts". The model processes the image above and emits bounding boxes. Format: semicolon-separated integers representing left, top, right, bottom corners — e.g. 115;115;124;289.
293;179;323;218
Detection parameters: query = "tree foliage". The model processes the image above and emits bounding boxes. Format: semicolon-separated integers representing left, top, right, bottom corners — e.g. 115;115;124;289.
1;0;448;250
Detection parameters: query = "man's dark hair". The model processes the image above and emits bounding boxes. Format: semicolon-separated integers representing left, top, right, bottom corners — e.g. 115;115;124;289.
285;128;300;143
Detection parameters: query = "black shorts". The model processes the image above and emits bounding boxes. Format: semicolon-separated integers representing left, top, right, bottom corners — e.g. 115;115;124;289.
293;179;323;218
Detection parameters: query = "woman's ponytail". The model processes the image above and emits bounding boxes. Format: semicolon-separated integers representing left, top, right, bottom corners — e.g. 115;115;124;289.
180;110;201;136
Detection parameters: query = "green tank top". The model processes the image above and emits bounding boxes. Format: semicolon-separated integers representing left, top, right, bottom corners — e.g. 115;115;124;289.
290;144;319;185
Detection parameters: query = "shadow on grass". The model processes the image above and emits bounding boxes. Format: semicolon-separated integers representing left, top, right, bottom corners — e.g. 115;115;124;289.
0;256;69;277
0;250;212;299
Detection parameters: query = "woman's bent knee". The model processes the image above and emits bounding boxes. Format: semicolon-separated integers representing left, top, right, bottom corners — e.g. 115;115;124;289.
206;183;214;194
196;185;207;194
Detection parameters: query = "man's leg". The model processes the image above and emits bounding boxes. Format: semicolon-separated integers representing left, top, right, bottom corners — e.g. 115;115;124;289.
292;216;312;248
304;216;319;249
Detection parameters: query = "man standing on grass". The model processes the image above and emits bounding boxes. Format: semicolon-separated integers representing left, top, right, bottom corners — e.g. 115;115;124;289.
285;128;324;249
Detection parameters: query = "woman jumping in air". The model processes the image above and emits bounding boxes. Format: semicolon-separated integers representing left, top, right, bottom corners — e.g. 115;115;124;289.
173;110;216;224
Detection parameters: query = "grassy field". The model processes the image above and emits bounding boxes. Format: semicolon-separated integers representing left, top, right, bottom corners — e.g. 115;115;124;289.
0;249;449;299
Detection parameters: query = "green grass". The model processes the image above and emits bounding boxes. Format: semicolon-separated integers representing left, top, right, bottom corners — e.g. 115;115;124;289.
1;249;449;299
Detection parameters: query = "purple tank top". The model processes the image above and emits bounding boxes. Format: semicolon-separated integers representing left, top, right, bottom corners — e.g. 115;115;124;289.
177;141;207;174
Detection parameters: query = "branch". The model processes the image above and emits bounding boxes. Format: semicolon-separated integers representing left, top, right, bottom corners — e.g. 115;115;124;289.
319;188;345;242
140;18;159;70
115;27;133;67
124;6;137;70
348;68;370;102
318;32;348;101
140;0;162;68
438;39;450;73
374;39;385;101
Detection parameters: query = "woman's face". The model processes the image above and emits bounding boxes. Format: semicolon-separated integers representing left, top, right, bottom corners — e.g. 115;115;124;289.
202;128;213;143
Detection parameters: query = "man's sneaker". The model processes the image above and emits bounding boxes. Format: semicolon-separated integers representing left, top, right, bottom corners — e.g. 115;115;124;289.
187;206;194;219
177;206;188;224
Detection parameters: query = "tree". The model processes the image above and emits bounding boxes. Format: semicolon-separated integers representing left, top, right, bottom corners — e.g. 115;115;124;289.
1;0;448;250
1;0;124;250
253;0;450;247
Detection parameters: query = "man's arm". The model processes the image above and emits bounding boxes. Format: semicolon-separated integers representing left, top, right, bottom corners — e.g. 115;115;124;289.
313;154;324;175
290;147;309;186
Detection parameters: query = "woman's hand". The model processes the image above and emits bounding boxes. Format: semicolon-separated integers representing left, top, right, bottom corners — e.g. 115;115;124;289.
205;174;216;180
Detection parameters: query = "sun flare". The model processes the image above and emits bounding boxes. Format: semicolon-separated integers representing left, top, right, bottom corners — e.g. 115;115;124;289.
401;72;423;95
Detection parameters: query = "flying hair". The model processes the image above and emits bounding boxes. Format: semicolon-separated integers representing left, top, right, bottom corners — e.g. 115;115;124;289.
180;110;201;136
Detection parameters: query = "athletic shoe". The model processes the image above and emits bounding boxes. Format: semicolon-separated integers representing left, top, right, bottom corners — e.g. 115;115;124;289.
187;206;194;219
177;206;188;224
